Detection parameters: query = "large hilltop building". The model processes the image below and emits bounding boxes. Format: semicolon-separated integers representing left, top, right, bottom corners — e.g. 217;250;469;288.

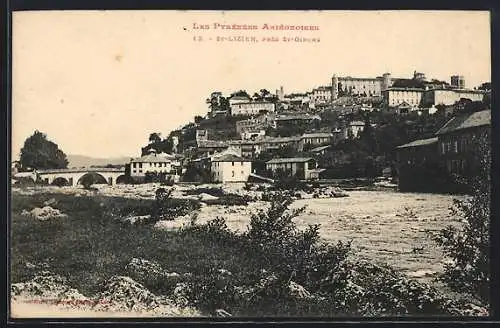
331;73;394;99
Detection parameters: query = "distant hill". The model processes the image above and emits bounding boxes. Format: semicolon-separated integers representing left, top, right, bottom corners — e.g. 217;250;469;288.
67;154;132;169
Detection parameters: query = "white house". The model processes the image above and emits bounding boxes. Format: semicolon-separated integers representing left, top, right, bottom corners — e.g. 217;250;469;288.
129;153;181;181
265;157;317;180
347;121;366;138
230;101;276;116
211;153;252;183
240;129;266;140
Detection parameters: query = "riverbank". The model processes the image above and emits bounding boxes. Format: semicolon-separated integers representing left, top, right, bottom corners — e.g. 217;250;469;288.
10;185;482;317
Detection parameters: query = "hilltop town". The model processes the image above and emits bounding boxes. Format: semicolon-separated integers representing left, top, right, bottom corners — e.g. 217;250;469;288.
10;71;492;317
109;70;492;193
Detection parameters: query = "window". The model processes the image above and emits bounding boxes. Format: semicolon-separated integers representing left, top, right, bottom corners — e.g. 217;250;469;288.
232;171;235;177
232;162;234;166
241;161;244;166
453;140;458;153
440;142;446;155
139;163;143;168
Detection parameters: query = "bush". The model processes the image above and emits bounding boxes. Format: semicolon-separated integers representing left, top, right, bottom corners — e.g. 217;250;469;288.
150;188;201;222
185;187;225;198
273;175;307;191
13;177;36;187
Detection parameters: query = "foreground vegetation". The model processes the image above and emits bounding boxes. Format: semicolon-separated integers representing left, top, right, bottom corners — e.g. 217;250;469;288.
11;188;487;317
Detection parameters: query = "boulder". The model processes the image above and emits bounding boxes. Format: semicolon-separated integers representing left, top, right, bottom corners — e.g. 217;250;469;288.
21;206;67;221
198;193;219;201
288;281;312;299
11;272;91;307
125;258;185;288
93;275;201;316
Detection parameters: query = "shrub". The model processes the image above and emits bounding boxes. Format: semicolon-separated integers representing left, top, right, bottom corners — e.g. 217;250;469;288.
203;194;249;206
13;177;36;187
274;175;307;191
150;188;201;222
185;187;225;198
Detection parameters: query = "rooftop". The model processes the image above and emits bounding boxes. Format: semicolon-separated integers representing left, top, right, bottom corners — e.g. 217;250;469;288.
130;154;174;163
436;110;491;135
385;87;425;92
340;76;382;81
310;145;331;152
231;101;275;106
212;154;251;162
266;157;313;164
396;137;438;149
302;133;333;138
197;140;229;148
275;114;321;121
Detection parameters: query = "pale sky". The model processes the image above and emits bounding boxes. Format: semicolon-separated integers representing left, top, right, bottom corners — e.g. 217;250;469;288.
12;10;491;159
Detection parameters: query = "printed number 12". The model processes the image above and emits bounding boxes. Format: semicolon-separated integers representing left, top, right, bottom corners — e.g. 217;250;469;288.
193;36;203;42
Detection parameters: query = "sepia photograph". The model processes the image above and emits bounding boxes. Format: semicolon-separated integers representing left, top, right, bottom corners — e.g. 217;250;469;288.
9;10;491;318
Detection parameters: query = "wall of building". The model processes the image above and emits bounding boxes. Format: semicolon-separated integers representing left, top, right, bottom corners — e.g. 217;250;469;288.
311;88;331;105
426;89;484;106
337;77;385;97
211;161;251;183
266;161;315;179
130;161;173;177
384;89;423;107
231;102;275;116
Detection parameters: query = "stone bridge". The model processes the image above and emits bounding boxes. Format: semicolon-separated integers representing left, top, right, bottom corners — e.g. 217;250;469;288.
36;167;126;186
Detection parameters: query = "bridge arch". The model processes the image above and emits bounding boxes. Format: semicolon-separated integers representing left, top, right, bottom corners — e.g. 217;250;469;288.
51;177;70;187
115;175;128;184
76;172;108;186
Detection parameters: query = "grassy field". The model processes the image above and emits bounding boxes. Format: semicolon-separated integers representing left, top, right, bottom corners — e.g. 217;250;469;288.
10;192;245;298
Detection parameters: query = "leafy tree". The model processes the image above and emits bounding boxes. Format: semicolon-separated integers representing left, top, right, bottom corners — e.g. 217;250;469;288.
149;133;162;144
359;117;378;154
433;131;490;305
142;135;174;156
19;130;68;170
478;82;491;91
231;90;251;99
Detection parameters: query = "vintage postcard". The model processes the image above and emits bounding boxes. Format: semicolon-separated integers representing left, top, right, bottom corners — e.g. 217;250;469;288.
10;10;491;319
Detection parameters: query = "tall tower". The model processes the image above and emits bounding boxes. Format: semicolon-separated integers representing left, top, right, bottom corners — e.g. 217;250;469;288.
331;74;339;101
413;71;426;81
451;75;465;89
382;72;392;91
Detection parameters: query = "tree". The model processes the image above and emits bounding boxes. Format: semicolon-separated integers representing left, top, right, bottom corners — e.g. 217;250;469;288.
19;131;68;170
142;135;174;156
478;82;491;91
149;133;162;144
433;131;490;305
359;117;378;154
231;90;251;99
